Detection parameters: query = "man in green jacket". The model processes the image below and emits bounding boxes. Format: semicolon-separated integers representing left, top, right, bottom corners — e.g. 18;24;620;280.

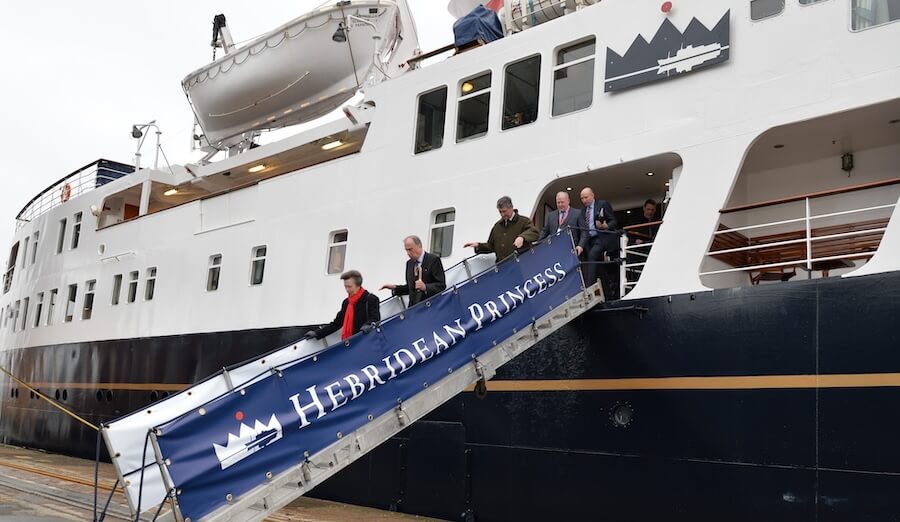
464;196;539;262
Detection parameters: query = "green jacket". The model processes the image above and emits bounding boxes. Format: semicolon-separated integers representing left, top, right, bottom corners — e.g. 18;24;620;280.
475;212;539;262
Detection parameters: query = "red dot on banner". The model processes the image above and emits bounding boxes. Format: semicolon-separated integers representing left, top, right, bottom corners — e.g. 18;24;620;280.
661;1;673;13
235;411;244;421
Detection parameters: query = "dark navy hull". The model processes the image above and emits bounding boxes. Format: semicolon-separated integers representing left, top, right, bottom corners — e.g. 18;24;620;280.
2;271;899;521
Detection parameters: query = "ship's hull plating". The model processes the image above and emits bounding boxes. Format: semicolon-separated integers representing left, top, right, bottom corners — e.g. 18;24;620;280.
1;271;899;521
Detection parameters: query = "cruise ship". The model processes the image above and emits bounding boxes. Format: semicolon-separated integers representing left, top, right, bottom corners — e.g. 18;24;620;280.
2;0;899;520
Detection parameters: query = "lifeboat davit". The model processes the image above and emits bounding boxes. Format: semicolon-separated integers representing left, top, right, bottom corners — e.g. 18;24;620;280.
183;1;401;148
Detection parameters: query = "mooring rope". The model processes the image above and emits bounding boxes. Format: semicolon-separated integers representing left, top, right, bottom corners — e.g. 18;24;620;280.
0;365;98;431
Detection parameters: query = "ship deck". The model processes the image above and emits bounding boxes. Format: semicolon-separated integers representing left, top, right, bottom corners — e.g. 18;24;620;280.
0;444;440;521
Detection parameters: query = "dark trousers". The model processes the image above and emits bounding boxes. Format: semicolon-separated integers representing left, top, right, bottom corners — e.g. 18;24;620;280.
584;235;620;300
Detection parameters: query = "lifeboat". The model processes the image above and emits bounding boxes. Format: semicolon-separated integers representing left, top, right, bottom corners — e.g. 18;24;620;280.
183;1;401;148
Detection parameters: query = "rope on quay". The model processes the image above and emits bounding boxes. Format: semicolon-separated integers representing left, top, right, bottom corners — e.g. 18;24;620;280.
0;365;99;431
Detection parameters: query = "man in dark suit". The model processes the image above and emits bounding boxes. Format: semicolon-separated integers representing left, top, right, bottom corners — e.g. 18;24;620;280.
539;191;584;252
380;235;446;307
304;270;380;341
578;187;620;299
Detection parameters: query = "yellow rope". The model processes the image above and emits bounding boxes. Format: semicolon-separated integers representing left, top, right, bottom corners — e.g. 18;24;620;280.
0;366;98;432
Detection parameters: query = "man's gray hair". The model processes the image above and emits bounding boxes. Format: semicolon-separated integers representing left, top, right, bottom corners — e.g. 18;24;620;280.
340;270;363;286
404;235;423;247
496;196;513;209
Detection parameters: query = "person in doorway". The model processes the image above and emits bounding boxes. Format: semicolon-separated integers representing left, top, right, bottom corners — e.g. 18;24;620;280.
303;270;380;341
539;191;584;253
464;196;539;262
578;187;620;299
380;235;446;306
629;199;659;245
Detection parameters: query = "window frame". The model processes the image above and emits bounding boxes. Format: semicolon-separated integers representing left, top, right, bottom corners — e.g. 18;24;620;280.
21;297;29;330
456;70;494;143
21;237;29;269
83;279;96;320
413;85;449;155
65;283;78;322
111;274;123;305
207;254;223;292
429;208;457;258
127;271;139;303
47;288;58;325
849;0;900;31
31;232;39;265
749;0;786;21
145;267;157;300
34;292;43;328
249;246;267;286
327;230;349;275
550;36;597;118
71;212;83;249
56;218;67;254
501;54;542;132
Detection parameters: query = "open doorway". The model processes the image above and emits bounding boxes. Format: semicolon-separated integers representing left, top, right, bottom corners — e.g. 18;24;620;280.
532;153;682;298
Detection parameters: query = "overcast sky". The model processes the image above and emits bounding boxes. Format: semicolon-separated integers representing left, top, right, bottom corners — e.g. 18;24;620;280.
0;1;454;254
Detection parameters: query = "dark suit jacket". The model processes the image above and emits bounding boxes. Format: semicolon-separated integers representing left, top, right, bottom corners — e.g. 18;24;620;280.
393;252;446;306
539;207;583;245
578;199;620;252
314;290;380;339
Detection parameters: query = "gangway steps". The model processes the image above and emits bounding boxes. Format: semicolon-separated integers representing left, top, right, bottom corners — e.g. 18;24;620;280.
177;283;602;522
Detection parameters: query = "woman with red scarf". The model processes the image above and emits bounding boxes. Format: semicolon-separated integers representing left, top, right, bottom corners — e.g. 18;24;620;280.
303;270;380;341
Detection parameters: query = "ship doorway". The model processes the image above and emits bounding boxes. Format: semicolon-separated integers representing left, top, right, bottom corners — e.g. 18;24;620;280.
532;153;682;297
700;98;900;289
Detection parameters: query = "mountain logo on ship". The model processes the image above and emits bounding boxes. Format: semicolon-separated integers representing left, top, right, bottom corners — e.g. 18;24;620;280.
605;10;730;92
212;413;283;470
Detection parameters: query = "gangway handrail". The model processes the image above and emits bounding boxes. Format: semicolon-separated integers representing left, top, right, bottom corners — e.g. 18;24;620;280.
719;176;900;214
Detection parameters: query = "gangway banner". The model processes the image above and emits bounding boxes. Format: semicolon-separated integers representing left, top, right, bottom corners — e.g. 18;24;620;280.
153;233;583;520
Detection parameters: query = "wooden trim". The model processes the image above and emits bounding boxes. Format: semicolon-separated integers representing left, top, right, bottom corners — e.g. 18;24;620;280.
407;43;455;66
720;177;900;214
622;220;663;232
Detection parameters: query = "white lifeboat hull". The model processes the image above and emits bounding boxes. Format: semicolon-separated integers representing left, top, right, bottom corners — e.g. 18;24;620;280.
183;1;399;147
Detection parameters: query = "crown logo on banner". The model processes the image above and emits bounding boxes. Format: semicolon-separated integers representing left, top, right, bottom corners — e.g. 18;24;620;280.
212;414;283;470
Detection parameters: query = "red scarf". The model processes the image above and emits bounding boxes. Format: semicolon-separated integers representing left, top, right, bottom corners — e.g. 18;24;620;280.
342;287;366;340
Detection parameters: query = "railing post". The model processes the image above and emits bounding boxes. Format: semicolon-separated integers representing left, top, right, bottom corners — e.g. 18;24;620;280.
805;197;812;271
619;233;627;298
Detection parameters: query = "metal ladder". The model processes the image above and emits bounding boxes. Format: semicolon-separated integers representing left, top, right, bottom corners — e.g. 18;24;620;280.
159;283;602;522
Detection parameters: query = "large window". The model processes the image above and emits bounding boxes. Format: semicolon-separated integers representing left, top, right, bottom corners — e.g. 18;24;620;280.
127;271;139;303
502;56;541;130
47;289;58;325
34;292;43;328
327;230;348;274
430;208;456;258
414;87;448;154
852;0;900;30
71;212;82;249
65;284;78;322
111;274;123;305
250;246;266;286
552;38;595;116
56;219;67;254
83;280;95;320
750;0;785;20
145;267;157;300
207;255;222;291
457;72;492;142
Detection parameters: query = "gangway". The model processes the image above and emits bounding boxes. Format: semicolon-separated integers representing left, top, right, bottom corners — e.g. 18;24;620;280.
102;231;601;521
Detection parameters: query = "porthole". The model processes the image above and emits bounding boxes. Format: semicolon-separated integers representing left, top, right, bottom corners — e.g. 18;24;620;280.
61;389;68;401
98;243;106;255
150;390;159;403
162;391;170;399
105;389;114;402
14;388;18;399
96;390;103;402
55;389;60;401
610;402;634;428
30;390;36;400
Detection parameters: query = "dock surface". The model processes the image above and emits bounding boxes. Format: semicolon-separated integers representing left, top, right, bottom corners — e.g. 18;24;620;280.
0;444;439;521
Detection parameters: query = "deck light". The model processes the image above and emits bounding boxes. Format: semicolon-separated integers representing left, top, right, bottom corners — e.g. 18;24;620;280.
332;22;347;43
841;153;854;173
646;172;654;176
461;82;474;94
321;140;343;151
163;189;178;196
248;164;266;173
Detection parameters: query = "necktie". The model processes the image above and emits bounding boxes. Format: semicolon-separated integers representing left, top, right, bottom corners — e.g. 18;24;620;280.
588;204;597;237
558;210;567;227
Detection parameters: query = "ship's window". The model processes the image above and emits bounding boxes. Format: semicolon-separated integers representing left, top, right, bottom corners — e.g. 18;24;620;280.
250;246;266;286
21;297;29;331
552;38;595;116
83;280;95;320
31;232;39;265
457;72;492;142
57;218;67;254
502;55;541;130
430;208;456;258
71;212;82;249
12;300;20;332
34;292;43;328
21;237;29;269
851;0;900;30
799;0;827;4
415;87;448;154
65;284;77;322
207;255;222;291
4;242;18;295
111;274;122;305
127;271;139;303
750;0;785;20
47;289;58;325
327;230;348;274
145;267;157;300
